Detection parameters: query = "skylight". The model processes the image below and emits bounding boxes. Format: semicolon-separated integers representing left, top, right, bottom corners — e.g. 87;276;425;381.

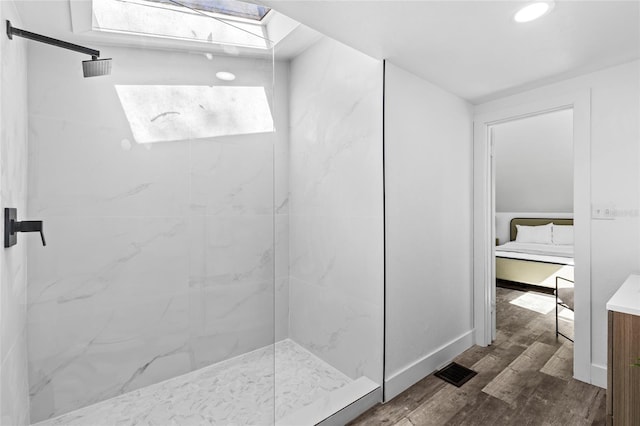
92;0;271;49
146;0;271;21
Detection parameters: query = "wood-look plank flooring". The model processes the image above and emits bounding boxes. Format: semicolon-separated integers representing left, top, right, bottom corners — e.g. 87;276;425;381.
349;287;606;425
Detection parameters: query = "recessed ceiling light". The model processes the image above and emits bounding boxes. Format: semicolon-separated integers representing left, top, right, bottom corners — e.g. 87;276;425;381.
215;71;236;81
514;2;553;23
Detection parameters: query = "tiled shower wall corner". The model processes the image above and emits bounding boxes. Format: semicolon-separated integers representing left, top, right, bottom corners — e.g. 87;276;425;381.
288;37;384;385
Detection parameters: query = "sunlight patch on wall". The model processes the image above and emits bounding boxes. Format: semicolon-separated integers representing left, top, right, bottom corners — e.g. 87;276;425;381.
115;85;274;143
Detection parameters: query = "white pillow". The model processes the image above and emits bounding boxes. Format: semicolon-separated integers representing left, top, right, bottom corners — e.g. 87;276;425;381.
552;224;574;245
515;223;553;244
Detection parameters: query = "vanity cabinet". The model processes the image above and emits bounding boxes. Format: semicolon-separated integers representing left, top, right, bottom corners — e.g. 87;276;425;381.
606;275;640;426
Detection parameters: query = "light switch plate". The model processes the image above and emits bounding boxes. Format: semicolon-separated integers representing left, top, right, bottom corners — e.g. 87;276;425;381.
592;204;615;220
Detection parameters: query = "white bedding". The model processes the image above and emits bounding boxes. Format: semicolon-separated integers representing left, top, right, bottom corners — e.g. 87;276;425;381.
496;242;574;266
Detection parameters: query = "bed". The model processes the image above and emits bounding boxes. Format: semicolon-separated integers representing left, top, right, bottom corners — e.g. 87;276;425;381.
495;218;574;290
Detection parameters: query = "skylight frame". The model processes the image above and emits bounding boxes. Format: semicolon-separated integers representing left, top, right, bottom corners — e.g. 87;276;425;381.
144;0;272;22
91;0;274;51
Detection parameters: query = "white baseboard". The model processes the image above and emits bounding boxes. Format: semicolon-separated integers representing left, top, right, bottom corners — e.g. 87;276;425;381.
383;330;475;401
590;363;607;389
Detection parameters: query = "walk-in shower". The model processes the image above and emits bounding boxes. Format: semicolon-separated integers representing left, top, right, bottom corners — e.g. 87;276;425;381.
10;0;384;424
25;0;278;423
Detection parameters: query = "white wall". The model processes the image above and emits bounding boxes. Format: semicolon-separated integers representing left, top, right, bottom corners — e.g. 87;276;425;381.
0;1;30;424
494;109;573;213
26;43;289;421
476;60;640;385
384;62;474;399
288;37;384;384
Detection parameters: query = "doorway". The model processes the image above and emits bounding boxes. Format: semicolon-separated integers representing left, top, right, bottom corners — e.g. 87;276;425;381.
491;109;574;346
473;91;592;384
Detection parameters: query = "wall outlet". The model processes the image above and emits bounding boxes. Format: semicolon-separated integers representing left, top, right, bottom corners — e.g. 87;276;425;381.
592;204;616;220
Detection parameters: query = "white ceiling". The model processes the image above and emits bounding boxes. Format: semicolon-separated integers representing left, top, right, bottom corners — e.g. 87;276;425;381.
259;1;640;104
11;1;640;103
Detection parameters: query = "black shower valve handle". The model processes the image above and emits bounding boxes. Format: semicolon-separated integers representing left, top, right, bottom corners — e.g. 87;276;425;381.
4;208;47;247
14;220;46;246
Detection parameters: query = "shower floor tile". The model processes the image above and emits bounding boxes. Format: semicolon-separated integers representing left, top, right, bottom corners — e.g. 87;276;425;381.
33;339;353;426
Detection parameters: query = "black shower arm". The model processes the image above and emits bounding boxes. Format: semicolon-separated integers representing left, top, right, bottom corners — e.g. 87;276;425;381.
6;20;100;59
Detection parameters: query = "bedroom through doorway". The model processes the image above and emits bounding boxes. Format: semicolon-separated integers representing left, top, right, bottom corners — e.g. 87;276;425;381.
491;108;575;365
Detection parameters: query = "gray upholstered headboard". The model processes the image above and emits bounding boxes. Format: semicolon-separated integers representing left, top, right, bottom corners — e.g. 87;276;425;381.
510;218;574;241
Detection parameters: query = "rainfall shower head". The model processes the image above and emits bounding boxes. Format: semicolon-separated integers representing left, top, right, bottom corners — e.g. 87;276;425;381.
83;57;112;78
6;20;112;78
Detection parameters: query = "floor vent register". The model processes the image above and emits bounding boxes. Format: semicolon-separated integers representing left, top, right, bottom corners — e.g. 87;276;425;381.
434;362;477;387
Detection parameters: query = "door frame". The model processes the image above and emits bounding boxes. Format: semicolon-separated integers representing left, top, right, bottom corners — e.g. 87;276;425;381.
472;89;592;383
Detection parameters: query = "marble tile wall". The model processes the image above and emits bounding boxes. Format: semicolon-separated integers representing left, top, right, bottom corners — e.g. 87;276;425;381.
26;43;289;422
0;1;30;425
288;37;384;384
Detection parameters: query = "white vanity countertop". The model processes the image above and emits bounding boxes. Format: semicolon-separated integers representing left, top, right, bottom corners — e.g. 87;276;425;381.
607;274;640;316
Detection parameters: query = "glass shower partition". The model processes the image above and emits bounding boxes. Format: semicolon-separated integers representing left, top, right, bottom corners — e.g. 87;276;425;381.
25;0;278;424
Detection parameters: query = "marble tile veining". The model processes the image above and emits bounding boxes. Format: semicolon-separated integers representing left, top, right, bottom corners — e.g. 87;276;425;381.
288;36;384;385
33;339;353;426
